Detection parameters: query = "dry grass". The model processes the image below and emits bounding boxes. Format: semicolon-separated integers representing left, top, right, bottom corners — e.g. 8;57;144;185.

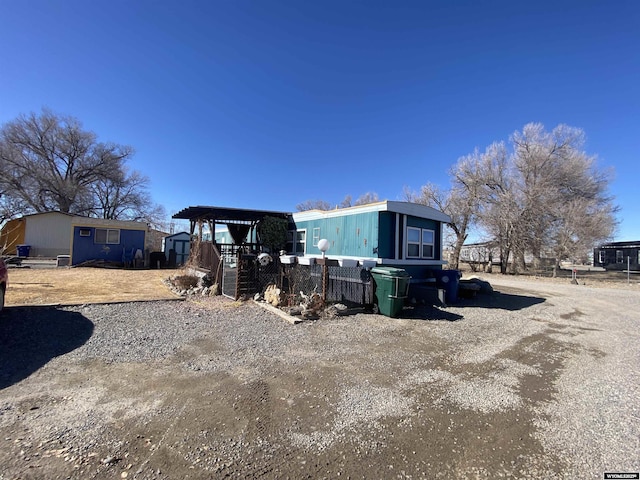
6;267;181;306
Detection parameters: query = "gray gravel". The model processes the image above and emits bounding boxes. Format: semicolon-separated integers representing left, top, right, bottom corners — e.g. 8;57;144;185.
1;277;639;479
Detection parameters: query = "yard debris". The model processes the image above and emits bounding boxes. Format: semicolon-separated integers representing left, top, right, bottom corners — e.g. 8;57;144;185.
163;274;218;297
73;259;123;269
299;291;324;319
259;284;327;319
326;303;366;316
459;276;493;295
264;284;285;306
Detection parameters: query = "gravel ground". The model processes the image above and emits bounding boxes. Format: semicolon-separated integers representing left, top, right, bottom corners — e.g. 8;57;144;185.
1;276;639;479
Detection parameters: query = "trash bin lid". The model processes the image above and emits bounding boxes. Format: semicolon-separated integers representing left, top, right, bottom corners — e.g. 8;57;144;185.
371;266;410;277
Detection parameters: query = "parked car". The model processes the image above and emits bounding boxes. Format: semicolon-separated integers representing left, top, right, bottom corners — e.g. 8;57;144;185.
0;257;8;311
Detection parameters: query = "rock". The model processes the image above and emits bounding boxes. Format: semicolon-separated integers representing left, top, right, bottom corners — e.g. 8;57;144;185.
462;276;493;294
264;284;284;307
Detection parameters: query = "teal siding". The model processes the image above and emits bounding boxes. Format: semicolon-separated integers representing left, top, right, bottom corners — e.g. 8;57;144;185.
294;211;380;257
291;209;444;264
378;212;396;258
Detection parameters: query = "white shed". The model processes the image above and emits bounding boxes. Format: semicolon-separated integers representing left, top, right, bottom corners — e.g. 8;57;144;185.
163;231;191;266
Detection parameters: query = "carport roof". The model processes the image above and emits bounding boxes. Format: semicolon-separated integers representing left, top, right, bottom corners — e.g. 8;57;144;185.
172;206;291;223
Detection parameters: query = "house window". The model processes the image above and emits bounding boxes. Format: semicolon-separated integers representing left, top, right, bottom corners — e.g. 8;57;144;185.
79;228;91;237
312;227;320;247
422;229;434;259
407;227;421;258
598;250;606;264
406;227;435;259
616;250;624;264
286;230;306;255
95;228;120;245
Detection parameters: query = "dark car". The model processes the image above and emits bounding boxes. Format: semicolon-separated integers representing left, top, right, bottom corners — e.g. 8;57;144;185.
0;257;7;311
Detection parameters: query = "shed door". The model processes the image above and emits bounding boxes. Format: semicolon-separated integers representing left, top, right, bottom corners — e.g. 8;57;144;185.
174;240;189;265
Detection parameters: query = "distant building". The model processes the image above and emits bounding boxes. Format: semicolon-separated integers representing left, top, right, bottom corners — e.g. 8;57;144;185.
0;212;152;266
593;241;640;271
459;241;498;265
0;212;77;257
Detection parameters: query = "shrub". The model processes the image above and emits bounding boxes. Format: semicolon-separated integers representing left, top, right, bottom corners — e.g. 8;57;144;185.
172;275;199;290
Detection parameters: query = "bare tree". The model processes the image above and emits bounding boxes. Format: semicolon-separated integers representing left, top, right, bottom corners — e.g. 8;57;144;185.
295;199;332;212
87;169;166;227
339;195;353;208
408;146;501;269
411;123;616;275
297;192;382;212
353;192;379;206
508;123;617;274
0;109;133;216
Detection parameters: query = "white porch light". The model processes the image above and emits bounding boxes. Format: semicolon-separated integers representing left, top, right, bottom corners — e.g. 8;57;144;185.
317;238;330;258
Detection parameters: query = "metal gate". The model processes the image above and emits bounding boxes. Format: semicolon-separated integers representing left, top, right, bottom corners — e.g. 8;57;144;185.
222;255;237;299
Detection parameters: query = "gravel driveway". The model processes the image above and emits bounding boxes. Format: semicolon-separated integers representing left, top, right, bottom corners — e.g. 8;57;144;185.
1;276;638;479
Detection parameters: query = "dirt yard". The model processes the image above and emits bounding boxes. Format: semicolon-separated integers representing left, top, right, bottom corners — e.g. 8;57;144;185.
1;268;639;479
6;266;180;306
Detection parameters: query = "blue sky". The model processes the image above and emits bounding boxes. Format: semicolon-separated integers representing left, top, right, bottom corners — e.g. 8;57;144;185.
1;0;638;240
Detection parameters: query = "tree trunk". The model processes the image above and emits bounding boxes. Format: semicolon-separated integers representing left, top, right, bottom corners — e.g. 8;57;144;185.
450;234;467;270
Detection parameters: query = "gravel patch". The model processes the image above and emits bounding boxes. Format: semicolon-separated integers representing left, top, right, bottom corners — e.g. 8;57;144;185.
1;278;639;478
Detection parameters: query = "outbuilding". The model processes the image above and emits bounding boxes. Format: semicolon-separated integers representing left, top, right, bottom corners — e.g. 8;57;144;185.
593;241;640;271
0;212;77;257
70;217;149;266
163;231;191;266
0;212;152;266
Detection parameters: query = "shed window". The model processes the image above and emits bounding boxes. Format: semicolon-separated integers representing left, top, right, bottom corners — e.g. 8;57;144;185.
598;250;606;264
79;228;91;237
312;227;320;247
616;250;624;264
95;228;120;245
407;227;435;259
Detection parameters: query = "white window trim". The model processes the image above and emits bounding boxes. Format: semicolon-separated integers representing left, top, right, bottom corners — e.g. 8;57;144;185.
422;228;435;259
406;226;421;259
95;228;121;245
405;226;435;260
312;227;320;247
295;229;307;255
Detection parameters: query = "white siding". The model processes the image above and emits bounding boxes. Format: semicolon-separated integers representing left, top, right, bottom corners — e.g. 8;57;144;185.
24;213;74;257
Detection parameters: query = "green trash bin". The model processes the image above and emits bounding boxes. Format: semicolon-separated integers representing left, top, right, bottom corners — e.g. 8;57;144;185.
371;266;411;318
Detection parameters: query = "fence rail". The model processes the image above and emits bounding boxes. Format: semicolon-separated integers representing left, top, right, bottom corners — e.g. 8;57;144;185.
202;252;374;305
270;262;372;306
